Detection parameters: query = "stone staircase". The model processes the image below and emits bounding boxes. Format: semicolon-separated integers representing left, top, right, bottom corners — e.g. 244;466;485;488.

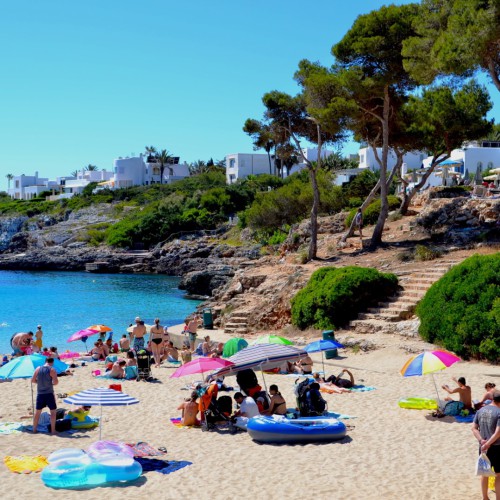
349;259;460;334
223;311;251;336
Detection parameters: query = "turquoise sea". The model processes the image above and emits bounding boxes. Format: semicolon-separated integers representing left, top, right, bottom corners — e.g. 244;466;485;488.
0;271;201;354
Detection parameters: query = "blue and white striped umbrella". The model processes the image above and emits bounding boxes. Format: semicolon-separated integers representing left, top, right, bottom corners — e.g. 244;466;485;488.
215;343;307;377
63;387;139;439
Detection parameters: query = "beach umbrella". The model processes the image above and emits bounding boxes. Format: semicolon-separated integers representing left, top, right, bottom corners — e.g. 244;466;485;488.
67;328;100;351
63;387;139;440
87;324;112;333
222;338;248;358
400;350;461;401
0;354;69;426
305;339;345;375
216;343;307;392
250;334;294;346
170;357;234;379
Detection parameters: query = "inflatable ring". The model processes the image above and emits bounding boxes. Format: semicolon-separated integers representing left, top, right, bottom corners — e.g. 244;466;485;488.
87;440;135;459
65;411;99;429
398;397;438;410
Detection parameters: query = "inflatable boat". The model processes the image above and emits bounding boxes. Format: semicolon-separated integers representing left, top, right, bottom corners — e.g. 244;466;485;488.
247;415;346;443
398;397;438;410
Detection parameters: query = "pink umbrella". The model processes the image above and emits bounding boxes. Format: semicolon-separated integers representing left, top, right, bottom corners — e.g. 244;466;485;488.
170;357;234;379
67;329;100;351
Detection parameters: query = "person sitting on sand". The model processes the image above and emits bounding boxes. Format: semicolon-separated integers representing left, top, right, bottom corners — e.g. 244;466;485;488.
49;346;60;360
475;383;497;411
312;372;351;393
177;391;200;426
90;342;105;361
109;360;126;379
293;355;314;375
261;384;287;416
161;341;179;362
180;345;192;365
20;332;34;355
202;336;213;356
119;334;130;353
232;392;260;430
126;350;137;367
442;376;473;409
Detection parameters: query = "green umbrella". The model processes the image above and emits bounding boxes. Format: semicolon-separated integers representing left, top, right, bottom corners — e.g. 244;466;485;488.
250;334;294;346
222;338;248;358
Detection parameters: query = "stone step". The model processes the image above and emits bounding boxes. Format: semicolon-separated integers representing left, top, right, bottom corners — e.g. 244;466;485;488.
224;328;249;335
377;300;417;309
404;284;432;291
349;319;387;333
357;313;400;322
224;321;248;329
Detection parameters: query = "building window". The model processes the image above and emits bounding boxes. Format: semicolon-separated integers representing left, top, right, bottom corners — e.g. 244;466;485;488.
229;159;235;169
360;155;364;164
229;174;236;183
153;167;160;175
15;180;19;188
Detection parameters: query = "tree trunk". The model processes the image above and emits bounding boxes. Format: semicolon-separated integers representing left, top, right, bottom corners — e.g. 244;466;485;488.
399;154;449;215
487;56;500;93
369;86;391;249
160;166;164;184
308;166;320;260
267;150;272;175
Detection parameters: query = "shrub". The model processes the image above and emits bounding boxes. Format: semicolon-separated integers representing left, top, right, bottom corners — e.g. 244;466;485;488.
414;244;442;262
345;195;401;227
291;266;399;330
417;254;500;362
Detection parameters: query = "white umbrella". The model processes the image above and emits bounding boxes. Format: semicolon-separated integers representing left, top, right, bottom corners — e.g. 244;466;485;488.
63;387;139;439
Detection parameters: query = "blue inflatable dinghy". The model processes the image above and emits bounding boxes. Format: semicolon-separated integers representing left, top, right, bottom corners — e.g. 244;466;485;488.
247;415;346;443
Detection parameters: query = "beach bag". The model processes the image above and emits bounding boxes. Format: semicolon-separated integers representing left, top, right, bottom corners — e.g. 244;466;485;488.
476;453;495;477
109;384;122;392
443;401;464;416
55;419;72;432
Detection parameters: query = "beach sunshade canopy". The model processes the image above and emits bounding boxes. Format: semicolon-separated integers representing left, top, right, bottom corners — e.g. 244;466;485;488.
222;338;248;358
63;387;139;439
305;339;345;376
400;350;461;377
87;324;112;333
400;350;461;402
215;343;307;377
250;334;294;346
170;357;234;379
0;354;68;379
67;328;100;343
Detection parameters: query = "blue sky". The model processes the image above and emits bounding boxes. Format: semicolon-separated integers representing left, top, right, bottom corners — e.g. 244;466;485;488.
1;0;498;189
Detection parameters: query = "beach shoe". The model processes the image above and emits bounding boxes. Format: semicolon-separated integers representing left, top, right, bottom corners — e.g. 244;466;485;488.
158;447;167;453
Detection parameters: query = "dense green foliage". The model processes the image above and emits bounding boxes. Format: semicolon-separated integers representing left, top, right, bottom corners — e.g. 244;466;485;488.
417;254;500;362
345;195;401;227
291;266;399;330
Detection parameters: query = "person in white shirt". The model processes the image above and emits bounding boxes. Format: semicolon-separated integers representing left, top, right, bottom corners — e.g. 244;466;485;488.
233;392;260;430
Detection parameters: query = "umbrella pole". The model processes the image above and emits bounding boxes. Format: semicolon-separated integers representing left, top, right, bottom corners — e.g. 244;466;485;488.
431;373;441;404
100;405;102;440
259;363;268;393
322;351;325;376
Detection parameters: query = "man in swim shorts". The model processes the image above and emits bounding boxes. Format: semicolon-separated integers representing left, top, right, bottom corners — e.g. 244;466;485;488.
131;317;147;351
442;376;473;410
32;357;58;434
472;390;500;499
186;315;202;352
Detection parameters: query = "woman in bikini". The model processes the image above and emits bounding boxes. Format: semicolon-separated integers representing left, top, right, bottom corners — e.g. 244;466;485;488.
150;318;164;368
261;384;287;416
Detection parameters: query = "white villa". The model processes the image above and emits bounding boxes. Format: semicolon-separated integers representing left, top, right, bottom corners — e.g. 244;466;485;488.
7;153;190;201
225;148;334;184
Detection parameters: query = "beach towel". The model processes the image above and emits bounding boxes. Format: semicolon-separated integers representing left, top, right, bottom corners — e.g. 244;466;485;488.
350;385;377;392
170;417;201;429
4;455;48;474
125;442;167;457
454;414;475;423
136;457;192;475
0;422;23;435
326;411;356;420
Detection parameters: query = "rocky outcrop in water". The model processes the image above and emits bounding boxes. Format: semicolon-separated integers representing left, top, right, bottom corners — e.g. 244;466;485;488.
0;216;28;251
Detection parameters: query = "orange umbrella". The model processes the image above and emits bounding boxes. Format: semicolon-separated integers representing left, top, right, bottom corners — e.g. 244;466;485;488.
87;324;112;333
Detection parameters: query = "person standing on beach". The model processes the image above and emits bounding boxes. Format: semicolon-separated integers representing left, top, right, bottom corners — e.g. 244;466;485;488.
150;318;164;368
472;390;500;500
131;317;147;352
34;325;43;353
31;357;58;434
354;208;363;241
187;315;202;352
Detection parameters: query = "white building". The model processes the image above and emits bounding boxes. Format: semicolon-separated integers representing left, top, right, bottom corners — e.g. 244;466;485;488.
358;147;425;172
63;169;113;195
225;149;336;184
8;172;50;200
112;154;190;189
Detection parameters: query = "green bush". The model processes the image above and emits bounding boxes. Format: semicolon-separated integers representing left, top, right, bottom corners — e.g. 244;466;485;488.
291;266;399;329
417;254;500;362
415;244;442;262
345;195;401;227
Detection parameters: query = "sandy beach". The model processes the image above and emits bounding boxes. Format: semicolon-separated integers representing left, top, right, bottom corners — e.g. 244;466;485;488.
0;326;498;500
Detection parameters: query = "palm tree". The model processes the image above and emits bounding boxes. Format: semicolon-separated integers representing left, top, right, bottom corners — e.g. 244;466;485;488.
70;170;78;178
188;160;208;175
144;146;157;162
5;173;13;190
156;149;173;183
85;164;98;171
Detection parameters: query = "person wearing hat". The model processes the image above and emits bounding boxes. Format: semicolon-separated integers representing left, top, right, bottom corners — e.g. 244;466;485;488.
131;316;147;352
34;325;43;353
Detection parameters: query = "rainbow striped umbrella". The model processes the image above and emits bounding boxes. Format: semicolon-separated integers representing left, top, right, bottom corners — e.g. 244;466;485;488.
400;350;461;400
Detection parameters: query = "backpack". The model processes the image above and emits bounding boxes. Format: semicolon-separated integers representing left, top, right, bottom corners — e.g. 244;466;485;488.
443;400;465;416
55;419;72;432
308;389;327;415
295;378;313;416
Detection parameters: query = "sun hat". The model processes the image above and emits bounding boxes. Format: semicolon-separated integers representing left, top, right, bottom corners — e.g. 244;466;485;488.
135;316;141;322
